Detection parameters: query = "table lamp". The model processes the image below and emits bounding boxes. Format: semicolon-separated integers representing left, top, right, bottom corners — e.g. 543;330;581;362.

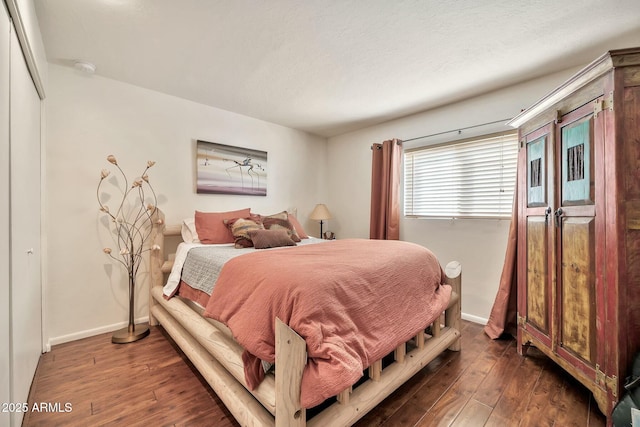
309;204;332;238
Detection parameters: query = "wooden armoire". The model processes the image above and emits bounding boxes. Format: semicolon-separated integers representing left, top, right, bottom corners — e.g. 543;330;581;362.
509;47;640;420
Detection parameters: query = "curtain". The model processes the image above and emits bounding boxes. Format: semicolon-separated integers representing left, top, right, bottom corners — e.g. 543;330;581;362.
370;139;402;240
484;171;519;339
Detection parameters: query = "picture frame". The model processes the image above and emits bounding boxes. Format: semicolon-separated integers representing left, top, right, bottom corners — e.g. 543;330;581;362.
196;140;267;196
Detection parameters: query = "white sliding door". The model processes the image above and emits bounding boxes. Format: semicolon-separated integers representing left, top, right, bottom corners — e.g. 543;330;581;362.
9;21;42;427
0;4;11;426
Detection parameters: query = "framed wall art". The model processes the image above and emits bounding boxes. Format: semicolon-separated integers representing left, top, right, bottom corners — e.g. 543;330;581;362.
196;140;267;196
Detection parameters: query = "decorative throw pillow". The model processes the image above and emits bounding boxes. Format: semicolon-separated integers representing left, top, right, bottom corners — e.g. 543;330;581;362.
287;213;309;239
194;208;251;244
248;229;297;249
262;217;301;242
258;210;288;220
224;217;264;248
181;218;200;243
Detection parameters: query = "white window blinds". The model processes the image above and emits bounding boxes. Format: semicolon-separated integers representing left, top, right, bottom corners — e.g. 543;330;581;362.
404;132;518;219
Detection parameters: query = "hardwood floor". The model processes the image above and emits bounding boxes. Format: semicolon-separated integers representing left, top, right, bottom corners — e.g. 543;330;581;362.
23;321;606;426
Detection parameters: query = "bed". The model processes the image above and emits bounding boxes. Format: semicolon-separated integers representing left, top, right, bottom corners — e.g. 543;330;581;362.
148;209;462;426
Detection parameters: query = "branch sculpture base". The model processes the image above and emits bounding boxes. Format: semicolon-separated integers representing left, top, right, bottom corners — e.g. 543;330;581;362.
112;323;150;344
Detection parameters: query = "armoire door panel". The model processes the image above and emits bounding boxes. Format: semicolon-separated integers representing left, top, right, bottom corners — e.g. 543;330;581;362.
560;116;594;207
526;217;549;333
559;217;596;365
527;136;547;207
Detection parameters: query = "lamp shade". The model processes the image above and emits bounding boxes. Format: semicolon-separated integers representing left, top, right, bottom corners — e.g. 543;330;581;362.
309;204;332;221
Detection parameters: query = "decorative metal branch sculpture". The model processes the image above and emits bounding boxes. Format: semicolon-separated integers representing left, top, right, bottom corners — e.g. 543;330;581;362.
97;155;161;343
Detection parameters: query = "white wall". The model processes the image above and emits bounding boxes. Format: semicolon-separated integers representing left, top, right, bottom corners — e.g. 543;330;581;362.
45;64;327;345
327;67;581;324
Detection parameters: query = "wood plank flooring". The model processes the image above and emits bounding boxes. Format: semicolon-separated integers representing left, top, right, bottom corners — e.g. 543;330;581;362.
23;321;606;426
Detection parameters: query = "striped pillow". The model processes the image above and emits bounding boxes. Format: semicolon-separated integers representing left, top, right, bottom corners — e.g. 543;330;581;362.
224;217;264;248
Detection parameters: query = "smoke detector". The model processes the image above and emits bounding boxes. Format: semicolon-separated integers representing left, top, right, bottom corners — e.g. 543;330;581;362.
74;61;96;74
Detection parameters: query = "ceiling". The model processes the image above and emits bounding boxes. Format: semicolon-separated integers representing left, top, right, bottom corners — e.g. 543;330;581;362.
34;0;640;137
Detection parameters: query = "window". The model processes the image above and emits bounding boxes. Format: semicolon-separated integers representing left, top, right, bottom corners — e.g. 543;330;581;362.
404;131;518;219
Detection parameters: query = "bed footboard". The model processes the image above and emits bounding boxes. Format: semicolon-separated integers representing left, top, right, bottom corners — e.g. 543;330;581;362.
299;262;461;427
148;210;462;427
151;302;275;426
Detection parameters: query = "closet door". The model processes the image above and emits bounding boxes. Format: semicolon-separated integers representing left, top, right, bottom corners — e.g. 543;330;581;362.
9;22;42;427
0;4;10;427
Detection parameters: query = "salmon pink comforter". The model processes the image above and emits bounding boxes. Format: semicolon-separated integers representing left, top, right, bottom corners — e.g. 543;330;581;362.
203;238;451;408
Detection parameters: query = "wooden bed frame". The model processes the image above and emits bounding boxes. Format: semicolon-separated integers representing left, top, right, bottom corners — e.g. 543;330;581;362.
148;210;462;427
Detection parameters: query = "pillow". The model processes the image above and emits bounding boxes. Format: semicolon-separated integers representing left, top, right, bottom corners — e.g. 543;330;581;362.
248;229;297;249
253;210;288;220
194;208;251;244
224;217;264;248
181;218;200;243
262;216;301;242
287;213;309;239
265;210;288;220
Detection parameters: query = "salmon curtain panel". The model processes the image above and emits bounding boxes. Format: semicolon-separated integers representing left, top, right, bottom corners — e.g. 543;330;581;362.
370;139;402;240
484;171;519;339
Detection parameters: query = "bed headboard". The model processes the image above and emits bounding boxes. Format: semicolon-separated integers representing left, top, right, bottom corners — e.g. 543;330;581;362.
149;209;182;324
151;209;184;275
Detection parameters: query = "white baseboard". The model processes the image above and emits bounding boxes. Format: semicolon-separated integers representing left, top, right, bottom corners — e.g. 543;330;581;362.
47;315;149;348
462;312;488;325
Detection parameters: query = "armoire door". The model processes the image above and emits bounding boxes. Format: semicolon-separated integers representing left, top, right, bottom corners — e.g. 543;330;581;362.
553;101;602;377
518;122;555;351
